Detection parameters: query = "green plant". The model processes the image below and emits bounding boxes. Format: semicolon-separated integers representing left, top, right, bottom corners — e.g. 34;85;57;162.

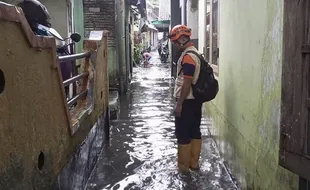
133;43;143;65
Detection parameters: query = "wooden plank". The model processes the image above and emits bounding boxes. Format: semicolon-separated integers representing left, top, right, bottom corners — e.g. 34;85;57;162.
279;0;310;178
306;0;310;156
300;0;310;155
279;150;310;181
301;44;310;54
307;99;310;108
281;0;304;152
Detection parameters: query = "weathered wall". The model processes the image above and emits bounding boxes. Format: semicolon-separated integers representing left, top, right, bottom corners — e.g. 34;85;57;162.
83;0;118;88
0;6;72;189
0;3;109;189
204;0;299;189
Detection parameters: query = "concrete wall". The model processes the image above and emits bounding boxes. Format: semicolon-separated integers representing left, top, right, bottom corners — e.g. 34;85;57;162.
204;0;299;189
198;0;206;52
0;4;109;188
0;5;72;188
145;29;158;50
42;0;69;37
186;0;198;47
170;0;181;77
158;0;170;20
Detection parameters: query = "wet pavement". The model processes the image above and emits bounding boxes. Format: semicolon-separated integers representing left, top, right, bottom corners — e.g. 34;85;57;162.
85;52;238;190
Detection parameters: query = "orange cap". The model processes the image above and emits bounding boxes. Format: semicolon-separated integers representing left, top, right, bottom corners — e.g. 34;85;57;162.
168;25;192;41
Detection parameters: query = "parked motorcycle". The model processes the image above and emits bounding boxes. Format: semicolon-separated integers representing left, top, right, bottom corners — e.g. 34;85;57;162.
160;48;169;63
44;26;81;98
160;40;169;63
17;0;81;99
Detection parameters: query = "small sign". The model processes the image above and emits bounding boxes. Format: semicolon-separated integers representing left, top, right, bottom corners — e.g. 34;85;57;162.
89;31;104;41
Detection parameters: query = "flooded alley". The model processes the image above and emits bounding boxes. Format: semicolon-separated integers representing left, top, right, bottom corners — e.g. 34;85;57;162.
1;0;308;189
86;53;238;190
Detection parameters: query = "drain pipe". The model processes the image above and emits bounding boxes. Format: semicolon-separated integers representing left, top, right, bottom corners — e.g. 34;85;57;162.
116;0;126;95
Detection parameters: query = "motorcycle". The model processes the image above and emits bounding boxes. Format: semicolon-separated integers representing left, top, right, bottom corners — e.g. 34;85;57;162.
160;41;169;63
17;0;81;99
160;48;169;63
40;25;81;99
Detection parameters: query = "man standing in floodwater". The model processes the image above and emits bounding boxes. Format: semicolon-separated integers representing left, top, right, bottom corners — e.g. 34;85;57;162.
168;25;202;173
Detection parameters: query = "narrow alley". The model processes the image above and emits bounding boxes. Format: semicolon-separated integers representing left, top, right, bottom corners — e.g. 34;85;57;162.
2;0;310;189
85;52;238;190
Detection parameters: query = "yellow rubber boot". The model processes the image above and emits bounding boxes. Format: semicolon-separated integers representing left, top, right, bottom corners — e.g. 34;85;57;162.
177;144;191;173
190;139;202;170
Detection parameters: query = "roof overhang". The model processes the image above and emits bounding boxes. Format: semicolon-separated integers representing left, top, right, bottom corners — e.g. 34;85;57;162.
140;20;158;32
151;20;170;32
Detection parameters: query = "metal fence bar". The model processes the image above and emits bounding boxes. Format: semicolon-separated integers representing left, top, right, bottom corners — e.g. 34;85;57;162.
67;90;88;107
63;72;88;87
58;51;91;62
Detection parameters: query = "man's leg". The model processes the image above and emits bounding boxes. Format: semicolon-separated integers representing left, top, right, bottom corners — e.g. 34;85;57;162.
189;101;203;170
143;57;147;67
147;56;152;65
175;100;191;173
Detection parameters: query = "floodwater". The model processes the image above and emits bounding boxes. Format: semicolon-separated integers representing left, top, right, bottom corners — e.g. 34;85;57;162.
85;52;238;190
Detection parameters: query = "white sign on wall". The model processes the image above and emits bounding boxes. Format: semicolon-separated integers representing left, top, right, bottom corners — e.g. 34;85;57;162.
89;31;104;41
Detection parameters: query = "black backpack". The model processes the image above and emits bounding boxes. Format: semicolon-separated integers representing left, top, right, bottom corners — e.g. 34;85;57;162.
178;50;219;103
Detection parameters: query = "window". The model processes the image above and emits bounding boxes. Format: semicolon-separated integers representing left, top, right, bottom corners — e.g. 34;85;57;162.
207;0;219;76
279;0;310;183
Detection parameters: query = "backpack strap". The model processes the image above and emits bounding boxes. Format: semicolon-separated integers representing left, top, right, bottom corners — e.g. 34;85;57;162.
177;50;203;76
177;68;183;76
186;50;204;61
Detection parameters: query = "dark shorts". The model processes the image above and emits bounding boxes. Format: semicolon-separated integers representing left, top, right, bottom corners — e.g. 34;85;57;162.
175;99;202;144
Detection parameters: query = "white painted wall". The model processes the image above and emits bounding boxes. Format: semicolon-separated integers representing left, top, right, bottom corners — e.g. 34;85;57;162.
186;0;199;40
41;0;69;38
198;0;206;52
158;0;170;20
180;0;185;24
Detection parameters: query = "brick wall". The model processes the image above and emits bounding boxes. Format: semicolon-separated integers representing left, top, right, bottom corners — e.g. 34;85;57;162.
83;0;116;47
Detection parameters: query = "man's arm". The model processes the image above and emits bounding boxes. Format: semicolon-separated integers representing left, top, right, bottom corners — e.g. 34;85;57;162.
177;78;192;107
176;54;196;107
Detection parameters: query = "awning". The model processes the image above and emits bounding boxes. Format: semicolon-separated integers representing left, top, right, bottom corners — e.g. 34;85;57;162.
151;20;170;26
151;20;170;32
151;20;170;30
147;23;158;31
140;19;158;33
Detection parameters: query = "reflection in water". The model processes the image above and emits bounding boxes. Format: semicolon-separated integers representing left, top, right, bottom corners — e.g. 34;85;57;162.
86;53;238;190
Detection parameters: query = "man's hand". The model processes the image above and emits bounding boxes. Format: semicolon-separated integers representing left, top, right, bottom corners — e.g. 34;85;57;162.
174;104;182;117
175;77;191;117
